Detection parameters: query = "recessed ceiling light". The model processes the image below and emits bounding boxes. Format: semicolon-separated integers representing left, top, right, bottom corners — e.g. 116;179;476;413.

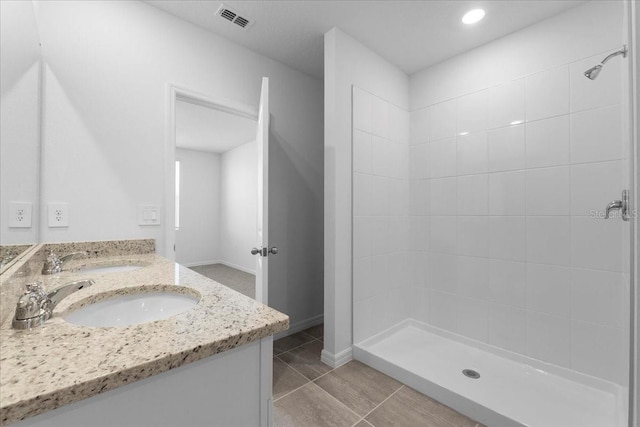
462;9;485;25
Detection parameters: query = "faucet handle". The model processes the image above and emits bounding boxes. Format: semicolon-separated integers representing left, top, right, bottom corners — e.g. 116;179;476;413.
14;282;48;323
25;282;45;294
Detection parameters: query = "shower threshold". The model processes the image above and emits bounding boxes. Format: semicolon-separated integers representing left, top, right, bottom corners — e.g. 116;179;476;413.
353;320;626;427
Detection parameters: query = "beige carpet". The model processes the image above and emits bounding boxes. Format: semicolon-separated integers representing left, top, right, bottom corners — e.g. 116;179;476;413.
189;263;256;299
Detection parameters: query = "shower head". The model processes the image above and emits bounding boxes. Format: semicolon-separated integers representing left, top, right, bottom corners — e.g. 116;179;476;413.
583;45;627;80
584;64;602;80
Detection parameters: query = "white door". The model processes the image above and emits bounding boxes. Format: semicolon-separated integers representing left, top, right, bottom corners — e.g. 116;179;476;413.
254;77;270;304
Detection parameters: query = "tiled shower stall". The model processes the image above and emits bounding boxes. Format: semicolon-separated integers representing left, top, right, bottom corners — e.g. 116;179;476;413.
350;2;631;426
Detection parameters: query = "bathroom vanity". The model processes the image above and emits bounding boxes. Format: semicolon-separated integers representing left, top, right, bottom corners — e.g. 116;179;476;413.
0;240;288;426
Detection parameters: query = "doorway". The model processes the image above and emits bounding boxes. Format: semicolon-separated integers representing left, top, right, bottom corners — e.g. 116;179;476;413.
166;86;263;300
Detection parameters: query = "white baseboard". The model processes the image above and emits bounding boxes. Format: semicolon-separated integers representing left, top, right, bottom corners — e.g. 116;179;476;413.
217;260;255;275
274;313;324;340
181;260;221;268
321;347;352;369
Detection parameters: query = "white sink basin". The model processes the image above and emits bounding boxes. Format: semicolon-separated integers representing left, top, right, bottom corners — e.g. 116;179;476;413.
76;264;145;275
64;292;199;327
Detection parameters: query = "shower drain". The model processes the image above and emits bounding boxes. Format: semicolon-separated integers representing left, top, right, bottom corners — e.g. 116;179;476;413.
462;369;480;379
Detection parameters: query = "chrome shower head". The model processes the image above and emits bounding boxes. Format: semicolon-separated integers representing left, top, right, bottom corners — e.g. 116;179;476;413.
583;45;627;80
584;64;602;80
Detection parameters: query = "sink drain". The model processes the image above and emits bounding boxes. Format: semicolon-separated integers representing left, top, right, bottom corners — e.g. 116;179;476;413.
462;369;480;379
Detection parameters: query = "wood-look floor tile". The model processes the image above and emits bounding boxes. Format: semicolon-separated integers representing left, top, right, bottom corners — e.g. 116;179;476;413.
274;331;316;355
365;386;478;427
278;340;332;380
274;382;360;427
273;357;309;400
314;361;402;416
303;323;324;339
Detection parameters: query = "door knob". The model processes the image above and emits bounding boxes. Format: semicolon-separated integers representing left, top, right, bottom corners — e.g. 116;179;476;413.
269;247;278;255
251;248;263;256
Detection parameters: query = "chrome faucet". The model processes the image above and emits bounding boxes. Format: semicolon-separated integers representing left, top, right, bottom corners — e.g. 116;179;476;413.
41;250;88;275
12;279;95;330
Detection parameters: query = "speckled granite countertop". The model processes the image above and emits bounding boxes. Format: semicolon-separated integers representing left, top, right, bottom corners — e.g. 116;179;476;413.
0;253;289;425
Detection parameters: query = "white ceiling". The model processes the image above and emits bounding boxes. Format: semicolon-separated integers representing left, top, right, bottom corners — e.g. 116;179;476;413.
146;0;585;79
176;100;256;153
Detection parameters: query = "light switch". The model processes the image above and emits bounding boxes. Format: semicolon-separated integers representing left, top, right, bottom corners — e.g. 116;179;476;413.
138;205;160;226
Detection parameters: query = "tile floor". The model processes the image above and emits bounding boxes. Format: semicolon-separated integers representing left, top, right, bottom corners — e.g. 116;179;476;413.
273;325;485;427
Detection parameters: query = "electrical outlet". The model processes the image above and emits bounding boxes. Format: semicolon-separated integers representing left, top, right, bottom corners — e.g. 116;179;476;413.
48;203;69;227
9;202;32;228
138;205;161;226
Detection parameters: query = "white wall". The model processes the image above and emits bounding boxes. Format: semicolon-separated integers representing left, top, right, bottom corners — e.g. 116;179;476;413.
175;148;220;266
406;0;629;385
324;27;408;365
0;0;41;245
35;1;323;329
220;141;257;274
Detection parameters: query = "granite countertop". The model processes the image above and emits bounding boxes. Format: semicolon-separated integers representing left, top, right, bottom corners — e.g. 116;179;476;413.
0;253;289;425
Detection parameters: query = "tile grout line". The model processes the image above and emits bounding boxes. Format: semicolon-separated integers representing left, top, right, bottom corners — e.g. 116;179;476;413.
273;332;318;357
353;384;405;426
305;380;366;423
273;355;336;402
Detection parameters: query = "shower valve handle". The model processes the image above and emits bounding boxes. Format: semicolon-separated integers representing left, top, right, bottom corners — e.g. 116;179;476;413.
604;190;629;221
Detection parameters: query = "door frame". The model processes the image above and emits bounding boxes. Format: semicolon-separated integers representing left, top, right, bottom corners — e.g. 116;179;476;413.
164;84;258;261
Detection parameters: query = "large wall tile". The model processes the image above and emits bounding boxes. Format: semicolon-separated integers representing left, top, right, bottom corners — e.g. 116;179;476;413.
488;303;526;354
487;79;525;130
430;216;457;254
526;311;571;367
428;99;456;141
489;216;526;261
410;107;429;145
489;259;526;307
489;171;526;215
457;174;488;215
457;256;490;299
571;267;625;328
571;321;626;384
487;124;525;172
525;115;570;168
457;297;489;343
457;132;488;175
430;177;457;216
457;216;489;257
429;137;457;178
570;104;622;164
457;90;487;135
525;65;569;122
526;216;571;266
525;166;571;215
571;216;622;271
525;263;571;316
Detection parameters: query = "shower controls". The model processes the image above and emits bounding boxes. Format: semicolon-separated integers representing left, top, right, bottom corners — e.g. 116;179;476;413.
604;190;629;221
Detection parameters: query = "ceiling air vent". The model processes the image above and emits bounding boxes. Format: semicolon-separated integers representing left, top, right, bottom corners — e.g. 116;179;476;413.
215;4;254;29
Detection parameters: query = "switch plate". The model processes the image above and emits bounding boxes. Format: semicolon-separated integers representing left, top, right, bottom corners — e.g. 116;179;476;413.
9;202;32;228
48;203;69;227
138;205;160;226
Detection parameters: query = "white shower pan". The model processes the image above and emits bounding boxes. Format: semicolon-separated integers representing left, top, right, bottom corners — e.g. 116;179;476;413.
353;320;626;427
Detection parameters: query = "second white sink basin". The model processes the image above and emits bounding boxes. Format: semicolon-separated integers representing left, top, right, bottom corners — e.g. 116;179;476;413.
64;292;199;327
